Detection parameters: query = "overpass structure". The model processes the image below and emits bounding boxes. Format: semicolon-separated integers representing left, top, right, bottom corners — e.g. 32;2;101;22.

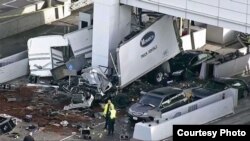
92;0;250;71
121;0;250;34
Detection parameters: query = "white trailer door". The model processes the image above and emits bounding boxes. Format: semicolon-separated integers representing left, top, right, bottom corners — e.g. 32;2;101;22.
51;47;64;68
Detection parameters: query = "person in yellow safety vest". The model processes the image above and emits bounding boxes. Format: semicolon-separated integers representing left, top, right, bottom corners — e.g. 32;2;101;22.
103;99;114;129
108;107;116;136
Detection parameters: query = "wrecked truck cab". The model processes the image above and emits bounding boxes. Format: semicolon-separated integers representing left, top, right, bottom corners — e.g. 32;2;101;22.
62;67;113;110
81;67;112;96
56;66;112;97
0;116;16;135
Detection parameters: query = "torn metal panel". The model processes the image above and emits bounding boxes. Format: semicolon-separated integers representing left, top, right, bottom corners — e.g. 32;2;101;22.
57;67;112;96
51;64;77;81
63;94;94;110
81;67;112;94
65;54;88;72
64;27;93;57
28;27;93;77
0;51;28;83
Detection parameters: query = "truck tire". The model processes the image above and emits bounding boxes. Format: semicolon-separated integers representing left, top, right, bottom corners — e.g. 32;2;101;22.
155;72;164;83
147;70;168;84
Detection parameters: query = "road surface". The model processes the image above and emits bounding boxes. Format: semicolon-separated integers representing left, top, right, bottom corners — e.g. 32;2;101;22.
0;0;43;13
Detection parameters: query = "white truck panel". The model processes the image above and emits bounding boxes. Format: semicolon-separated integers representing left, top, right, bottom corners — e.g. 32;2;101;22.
64;27;93;56
192;28;206;49
181;34;192;51
28;35;68;53
117;15;180;88
0;51;28;83
27;35;68;77
51;48;64;68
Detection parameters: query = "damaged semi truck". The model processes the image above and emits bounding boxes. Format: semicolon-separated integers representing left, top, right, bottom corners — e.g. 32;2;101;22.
26;14;181;109
116;15;181;88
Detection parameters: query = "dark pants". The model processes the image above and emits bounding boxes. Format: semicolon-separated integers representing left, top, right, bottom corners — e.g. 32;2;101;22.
104;116;110;129
108;118;115;135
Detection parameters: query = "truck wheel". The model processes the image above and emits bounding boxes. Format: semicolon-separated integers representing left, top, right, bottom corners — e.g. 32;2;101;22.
155;72;164;83
147;70;167;84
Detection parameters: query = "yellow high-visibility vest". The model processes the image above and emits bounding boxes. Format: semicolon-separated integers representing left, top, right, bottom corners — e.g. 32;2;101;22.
103;103;114;116
110;109;116;119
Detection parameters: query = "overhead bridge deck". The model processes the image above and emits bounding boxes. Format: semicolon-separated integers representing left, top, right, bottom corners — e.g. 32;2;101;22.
121;0;250;34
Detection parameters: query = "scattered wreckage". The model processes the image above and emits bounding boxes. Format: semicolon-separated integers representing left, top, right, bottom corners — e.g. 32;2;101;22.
0;116;16;135
58;67;113;96
26;15;181;109
58;66;113;110
24;12;250;113
63;93;94;110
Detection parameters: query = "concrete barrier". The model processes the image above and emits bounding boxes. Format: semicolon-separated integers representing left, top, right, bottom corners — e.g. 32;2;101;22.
133;97;234;140
70;0;93;11
213;54;250;78
133;88;237;140
0;5;65;39
0;51;28;83
0;1;45;17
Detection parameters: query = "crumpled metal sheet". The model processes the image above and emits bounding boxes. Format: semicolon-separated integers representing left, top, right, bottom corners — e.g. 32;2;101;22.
81;67;112;93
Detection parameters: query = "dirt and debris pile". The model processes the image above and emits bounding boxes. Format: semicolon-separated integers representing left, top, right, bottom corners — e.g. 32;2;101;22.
0;85;95;134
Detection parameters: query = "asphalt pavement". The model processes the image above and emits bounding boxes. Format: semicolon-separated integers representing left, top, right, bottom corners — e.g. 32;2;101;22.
0;4;93;59
0;0;43;13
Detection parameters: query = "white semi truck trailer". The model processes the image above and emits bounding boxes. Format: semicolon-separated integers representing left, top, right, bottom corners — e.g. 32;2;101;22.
27;15;181;89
